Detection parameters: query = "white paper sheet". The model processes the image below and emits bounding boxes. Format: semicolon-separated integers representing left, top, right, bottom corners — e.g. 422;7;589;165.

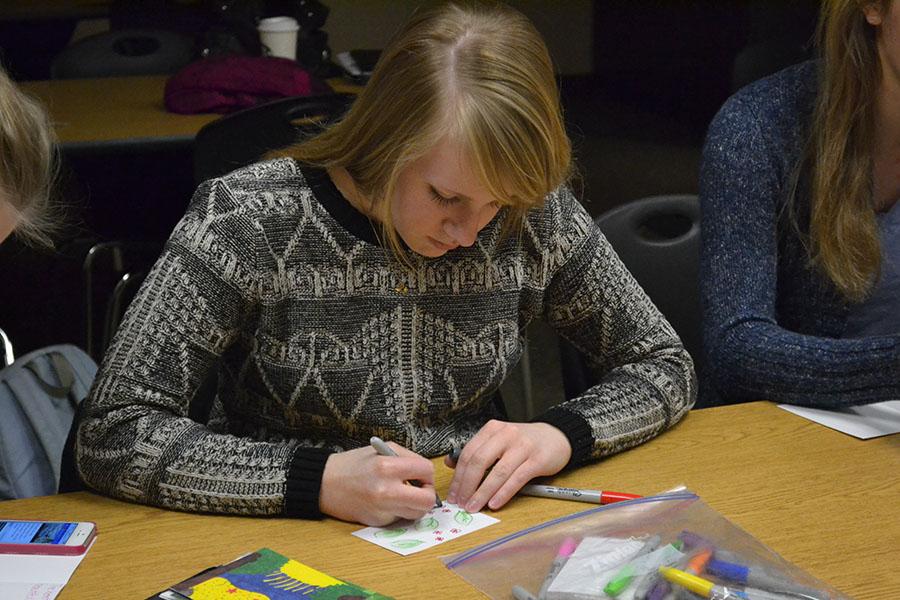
0;539;95;600
545;537;647;600
778;400;900;439
352;502;499;556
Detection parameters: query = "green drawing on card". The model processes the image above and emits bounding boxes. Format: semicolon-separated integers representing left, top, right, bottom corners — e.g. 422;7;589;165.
375;528;406;538
391;539;424;549
415;517;439;532
454;510;473;525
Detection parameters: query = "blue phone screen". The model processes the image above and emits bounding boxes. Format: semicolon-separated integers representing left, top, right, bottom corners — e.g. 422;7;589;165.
0;521;77;545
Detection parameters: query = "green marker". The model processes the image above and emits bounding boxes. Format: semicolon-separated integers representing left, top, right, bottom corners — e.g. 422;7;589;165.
603;535;665;597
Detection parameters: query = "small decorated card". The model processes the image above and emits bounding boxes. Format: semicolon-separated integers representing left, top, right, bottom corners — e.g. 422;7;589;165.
352;502;499;556
150;548;392;600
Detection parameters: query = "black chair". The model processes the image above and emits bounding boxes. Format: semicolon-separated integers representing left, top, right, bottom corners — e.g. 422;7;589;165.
193;93;354;185
51;29;195;79
83;241;163;361
102;271;149;353
559;194;701;401
0;326;14;368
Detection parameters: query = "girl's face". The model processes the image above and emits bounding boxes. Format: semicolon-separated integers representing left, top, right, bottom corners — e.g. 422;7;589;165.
389;138;502;258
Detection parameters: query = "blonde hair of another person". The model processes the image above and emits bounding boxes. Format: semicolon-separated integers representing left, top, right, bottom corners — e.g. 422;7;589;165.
796;0;890;302
277;1;572;267
0;65;58;247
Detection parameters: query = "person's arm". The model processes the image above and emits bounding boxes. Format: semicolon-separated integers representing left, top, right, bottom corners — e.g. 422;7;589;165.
699;94;900;407
76;177;332;518
447;190;695;512
533;190;696;467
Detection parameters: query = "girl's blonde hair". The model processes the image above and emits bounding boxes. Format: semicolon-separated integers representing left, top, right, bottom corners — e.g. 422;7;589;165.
277;1;571;265
0;65;58;247
801;0;886;301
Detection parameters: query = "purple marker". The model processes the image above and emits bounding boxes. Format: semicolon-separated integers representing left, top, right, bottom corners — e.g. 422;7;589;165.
645;577;670;600
537;537;578;599
677;530;716;551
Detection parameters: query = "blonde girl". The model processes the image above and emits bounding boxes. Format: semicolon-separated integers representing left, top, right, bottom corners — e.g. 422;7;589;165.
78;2;694;526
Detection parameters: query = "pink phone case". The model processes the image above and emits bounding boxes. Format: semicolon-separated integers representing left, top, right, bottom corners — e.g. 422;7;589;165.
0;522;97;556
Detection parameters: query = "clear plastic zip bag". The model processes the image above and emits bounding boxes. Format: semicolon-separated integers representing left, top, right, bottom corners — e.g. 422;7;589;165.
443;489;848;600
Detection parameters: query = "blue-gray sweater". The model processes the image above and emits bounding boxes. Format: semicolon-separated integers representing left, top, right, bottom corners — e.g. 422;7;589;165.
699;61;900;407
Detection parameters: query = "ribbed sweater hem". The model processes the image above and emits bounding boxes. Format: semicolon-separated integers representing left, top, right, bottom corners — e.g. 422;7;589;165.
284;447;334;519
532;407;594;468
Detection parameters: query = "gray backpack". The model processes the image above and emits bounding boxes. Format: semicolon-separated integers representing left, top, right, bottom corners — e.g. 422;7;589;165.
0;344;97;499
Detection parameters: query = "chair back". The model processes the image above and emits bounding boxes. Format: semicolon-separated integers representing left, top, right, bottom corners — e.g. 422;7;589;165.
0;327;14;368
102;271;148;353
193;93;353;185
560;194;701;400
51;29;195;79
83;241;163;361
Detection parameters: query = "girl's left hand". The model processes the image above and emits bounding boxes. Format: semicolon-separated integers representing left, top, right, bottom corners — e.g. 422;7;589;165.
444;420;572;512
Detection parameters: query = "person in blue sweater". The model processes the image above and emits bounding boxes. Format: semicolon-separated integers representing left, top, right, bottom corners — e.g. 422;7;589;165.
700;0;900;407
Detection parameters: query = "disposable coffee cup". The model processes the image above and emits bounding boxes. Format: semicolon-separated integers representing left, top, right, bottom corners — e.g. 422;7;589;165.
258;16;299;61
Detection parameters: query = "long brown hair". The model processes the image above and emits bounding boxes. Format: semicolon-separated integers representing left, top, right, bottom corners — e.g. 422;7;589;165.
0;64;58;247
804;0;886;302
276;1;571;267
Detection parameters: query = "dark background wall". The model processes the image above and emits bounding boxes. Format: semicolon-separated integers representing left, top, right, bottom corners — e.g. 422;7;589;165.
0;1;820;362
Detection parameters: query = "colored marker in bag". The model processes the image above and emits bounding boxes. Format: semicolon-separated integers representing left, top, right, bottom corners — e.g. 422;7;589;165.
536;537;578;599
706;557;825;600
673;547;713;600
644;577;672;600
659;566;799;600
644;546;707;600
518;484;642;505
603;535;663;596
678;530;717;552
512;585;538;600
370;436;442;508
627;540;685;599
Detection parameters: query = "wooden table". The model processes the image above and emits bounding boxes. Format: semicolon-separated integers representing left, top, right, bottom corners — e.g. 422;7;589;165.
3;402;898;599
20;75;362;151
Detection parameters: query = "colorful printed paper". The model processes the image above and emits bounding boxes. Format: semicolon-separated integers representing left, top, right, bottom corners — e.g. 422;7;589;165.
170;548;392;599
352;502;499;556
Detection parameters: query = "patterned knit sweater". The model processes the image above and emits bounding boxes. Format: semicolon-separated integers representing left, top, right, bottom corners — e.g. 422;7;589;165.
700;61;900;407
76;158;695;518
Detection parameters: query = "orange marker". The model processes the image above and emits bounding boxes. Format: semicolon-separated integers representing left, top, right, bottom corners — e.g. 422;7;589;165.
685;547;713;575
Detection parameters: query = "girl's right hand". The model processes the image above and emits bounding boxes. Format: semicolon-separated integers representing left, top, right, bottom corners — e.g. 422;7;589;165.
319;443;437;526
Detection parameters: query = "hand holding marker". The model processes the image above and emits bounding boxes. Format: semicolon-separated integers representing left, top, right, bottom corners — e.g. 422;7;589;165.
447;446;641;505
370;436;442;508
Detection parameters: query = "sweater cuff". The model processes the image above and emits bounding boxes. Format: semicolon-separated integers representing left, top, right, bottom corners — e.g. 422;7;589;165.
532;407;594;469
284;447;334;519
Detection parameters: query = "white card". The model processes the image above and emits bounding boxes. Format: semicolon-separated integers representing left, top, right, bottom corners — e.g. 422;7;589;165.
0;538;95;600
545;537;647;600
352;502;499;555
778;400;900;439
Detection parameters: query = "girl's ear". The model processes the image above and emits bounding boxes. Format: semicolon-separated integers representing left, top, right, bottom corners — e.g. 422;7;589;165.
863;2;885;26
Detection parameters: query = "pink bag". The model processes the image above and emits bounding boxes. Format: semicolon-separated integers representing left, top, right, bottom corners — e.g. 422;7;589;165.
164;55;331;114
